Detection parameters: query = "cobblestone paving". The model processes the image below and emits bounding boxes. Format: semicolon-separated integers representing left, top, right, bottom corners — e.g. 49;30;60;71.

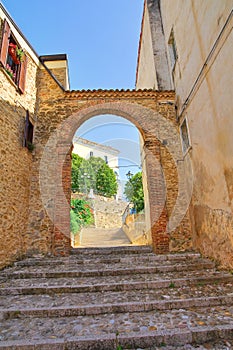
0;247;232;349
0;305;233;341
0;282;232;310
130;339;233;349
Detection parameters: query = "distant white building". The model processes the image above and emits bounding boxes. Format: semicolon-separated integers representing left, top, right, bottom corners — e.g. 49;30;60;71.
72;137;123;199
73;137;119;173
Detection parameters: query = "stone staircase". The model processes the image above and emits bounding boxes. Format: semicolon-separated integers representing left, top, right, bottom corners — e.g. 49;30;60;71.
0;246;232;349
79;227;131;247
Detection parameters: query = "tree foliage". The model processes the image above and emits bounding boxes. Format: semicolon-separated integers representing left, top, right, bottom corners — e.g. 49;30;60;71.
71;154;84;192
96;162;118;197
70;210;79;235
71;154;118;198
124;172;144;212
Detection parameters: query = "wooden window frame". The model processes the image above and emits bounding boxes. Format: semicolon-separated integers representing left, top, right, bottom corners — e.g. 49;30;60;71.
0;19;27;93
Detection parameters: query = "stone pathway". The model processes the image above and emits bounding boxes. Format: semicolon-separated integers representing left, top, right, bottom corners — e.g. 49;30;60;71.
80;227;131;247
0;246;232;349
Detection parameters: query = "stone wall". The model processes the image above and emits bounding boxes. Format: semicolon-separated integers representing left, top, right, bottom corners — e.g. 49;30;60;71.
123;213;148;245
0;100;32;269
93;196;128;229
0;17;39;268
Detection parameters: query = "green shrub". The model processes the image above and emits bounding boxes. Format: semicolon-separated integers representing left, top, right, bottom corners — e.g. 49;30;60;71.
70;198;94;234
70;210;80;235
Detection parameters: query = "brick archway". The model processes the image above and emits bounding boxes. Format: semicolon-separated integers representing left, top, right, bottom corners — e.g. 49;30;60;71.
34;89;192;256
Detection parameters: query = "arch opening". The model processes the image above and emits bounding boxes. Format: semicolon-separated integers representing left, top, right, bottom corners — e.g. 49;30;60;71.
70;114;151;248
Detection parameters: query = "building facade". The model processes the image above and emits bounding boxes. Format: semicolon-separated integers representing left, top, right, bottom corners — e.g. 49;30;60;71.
136;0;233;267
0;3;70;268
73;136;120;175
1;1;232;269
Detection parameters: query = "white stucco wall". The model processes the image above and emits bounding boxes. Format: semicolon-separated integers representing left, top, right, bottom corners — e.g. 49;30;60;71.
136;0;233;267
73;139;119;174
136;3;158;90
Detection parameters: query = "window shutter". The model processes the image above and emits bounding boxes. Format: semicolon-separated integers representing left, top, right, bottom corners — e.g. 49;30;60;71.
18;54;27;93
0;19;10;66
23;110;29;147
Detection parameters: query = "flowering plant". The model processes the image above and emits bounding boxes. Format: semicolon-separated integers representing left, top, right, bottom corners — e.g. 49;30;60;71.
8;43;24;63
5;64;16;79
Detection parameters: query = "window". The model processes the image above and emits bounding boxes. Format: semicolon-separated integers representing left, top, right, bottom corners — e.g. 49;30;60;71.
23;110;34;150
104;156;108;164
168;29;178;71
180;118;191;153
90;151;93;157
0;19;27;93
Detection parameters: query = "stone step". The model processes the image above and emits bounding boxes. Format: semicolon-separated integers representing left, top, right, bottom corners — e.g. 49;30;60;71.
124;338;233;350
0;328;233;350
0;282;232;318
0;306;233;349
1;272;232;295
13;252;202;267
1;294;232;319
71;245;153;255
1;261;215;280
8;257;211;273
0;248;232;349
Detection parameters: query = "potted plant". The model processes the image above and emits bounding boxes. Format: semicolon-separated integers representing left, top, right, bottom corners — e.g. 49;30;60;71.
5;64;16;80
16;47;25;62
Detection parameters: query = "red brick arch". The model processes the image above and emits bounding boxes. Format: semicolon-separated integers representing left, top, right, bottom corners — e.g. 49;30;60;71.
53;99;172;255
36;89;191;256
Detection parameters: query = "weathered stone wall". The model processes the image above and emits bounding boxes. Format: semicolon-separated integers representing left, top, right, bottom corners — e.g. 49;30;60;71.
0;17;39;268
25;65;192;256
160;0;233;267
0;100;32;269
93;196;128;229
123;213;148;245
137;0;233;267
47;67;68;90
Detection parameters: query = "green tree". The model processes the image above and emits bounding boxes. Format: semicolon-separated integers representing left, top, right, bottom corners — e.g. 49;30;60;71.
96;162;118;197
89;156;107;173
77;159;95;194
71;154;118;197
71;154;84;192
70;210;79;235
124;172;144;212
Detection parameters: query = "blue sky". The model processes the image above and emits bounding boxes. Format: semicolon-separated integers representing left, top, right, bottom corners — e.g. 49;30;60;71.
2;0;144;90
1;1;144;181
